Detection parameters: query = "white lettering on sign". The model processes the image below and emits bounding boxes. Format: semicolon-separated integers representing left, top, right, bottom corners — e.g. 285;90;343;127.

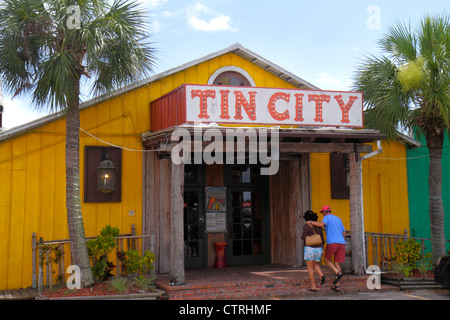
185;85;363;128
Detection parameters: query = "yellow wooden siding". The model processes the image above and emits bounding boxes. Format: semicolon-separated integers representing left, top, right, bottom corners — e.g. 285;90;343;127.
0;52;299;290
310;140;410;234
0;51;410;290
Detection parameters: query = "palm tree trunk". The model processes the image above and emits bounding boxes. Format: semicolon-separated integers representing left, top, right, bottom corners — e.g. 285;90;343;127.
428;146;447;264
65;80;95;287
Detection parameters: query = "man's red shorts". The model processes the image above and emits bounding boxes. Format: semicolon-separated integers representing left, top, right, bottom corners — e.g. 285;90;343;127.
325;243;346;263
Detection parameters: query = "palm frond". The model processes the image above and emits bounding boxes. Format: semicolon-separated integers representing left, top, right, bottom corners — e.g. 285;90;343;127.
378;19;417;64
0;0;50;99
417;15;450;128
354;14;450;139
32;49;80;112
353;55;413;140
85;0;157;96
0;0;157;111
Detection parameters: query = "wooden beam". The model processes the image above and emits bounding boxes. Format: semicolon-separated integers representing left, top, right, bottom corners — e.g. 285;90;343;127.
150;141;373;155
170;162;185;285
349;152;365;275
279;142;372;154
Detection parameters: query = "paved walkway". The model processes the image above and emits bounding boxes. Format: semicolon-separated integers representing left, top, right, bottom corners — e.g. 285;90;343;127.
155;264;398;299
0;264;406;300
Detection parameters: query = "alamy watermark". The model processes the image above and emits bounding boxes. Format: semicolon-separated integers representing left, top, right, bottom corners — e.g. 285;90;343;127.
366;265;382;289
366;5;381;30
66;265;81;289
170;125;280;176
67;5;81;29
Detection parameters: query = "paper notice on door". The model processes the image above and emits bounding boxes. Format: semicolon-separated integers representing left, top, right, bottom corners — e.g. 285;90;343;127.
205;186;226;233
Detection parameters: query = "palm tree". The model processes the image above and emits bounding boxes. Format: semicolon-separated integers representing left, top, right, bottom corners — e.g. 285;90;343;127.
0;0;156;286
353;15;450;264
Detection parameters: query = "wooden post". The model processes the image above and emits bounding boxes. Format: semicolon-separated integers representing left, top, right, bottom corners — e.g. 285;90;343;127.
349;151;365;275
38;237;44;293
170;162;185;285
47;247;53;290
150;235;156;280
299;154;311;266
60;244;65;285
131;224;136;250
32;233;37;289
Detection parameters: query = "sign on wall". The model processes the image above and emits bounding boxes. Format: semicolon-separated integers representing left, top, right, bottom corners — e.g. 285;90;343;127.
205;186;227;233
185;84;363;128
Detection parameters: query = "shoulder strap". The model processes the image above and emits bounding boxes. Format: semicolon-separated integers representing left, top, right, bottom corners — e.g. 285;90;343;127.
307;223;317;235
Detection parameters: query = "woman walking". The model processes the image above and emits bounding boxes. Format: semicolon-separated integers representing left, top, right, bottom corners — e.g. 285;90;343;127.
301;210;326;292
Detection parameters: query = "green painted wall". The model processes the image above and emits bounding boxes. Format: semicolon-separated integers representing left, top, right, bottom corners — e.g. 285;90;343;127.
406;130;450;254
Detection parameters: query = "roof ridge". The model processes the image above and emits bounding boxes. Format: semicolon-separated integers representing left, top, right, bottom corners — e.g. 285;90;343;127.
1;43;320;140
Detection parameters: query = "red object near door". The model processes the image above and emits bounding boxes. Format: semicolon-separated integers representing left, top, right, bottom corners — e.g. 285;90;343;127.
213;242;227;268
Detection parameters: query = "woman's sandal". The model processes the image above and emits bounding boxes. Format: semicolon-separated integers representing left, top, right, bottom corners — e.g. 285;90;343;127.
307;287;317;292
320;275;326;285
333;271;344;284
330;284;340;291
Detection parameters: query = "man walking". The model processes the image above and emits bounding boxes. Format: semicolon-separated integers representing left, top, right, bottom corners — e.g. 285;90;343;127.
307;205;345;291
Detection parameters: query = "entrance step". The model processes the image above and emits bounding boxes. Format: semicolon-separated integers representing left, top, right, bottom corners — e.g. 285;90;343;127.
156;271;397;300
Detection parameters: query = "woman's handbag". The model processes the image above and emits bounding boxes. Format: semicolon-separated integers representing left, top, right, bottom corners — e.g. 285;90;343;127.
305;224;322;246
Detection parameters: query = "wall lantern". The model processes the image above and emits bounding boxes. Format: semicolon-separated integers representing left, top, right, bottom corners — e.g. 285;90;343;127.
97;154;116;194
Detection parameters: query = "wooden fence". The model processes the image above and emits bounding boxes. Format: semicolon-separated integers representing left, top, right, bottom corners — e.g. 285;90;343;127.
31;224;155;292
364;229;450;271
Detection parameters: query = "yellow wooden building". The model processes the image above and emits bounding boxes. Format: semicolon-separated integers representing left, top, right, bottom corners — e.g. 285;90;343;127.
0;44;412;290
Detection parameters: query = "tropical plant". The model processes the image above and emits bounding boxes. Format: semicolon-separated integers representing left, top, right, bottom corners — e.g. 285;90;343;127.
134;274;155;291
87;225;120;281
353;15;450;264
0;0;156;287
394;239;422;267
108;276;130;293
117;248;156;276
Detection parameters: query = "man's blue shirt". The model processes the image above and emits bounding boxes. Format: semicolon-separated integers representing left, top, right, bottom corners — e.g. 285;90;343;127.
322;214;346;244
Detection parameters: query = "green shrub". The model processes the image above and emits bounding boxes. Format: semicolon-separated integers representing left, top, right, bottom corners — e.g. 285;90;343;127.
117;249;156;276
134;274;155;291
87;225;120;281
394;262;413;278
108;276;130;293
394;239;421;268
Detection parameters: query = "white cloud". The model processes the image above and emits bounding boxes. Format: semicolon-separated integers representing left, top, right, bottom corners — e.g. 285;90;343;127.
315;72;352;91
139;0;168;8
2;97;48;130
187;3;236;32
151;20;163;33
162;10;177;18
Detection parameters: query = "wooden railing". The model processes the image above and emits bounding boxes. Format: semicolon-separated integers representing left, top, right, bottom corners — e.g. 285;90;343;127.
364;230;450;271
31;224;155;292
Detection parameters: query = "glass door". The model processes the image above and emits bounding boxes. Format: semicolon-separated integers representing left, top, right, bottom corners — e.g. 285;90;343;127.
225;165;270;265
184;187;205;268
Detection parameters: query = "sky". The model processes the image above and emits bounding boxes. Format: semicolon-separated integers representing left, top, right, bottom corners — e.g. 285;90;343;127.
2;0;450;130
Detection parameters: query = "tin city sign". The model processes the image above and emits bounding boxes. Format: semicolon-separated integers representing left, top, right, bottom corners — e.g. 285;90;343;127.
185;84;363;128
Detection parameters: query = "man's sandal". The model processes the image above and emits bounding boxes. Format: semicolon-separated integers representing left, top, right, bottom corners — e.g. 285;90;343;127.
330;284;340;291
333;271;344;284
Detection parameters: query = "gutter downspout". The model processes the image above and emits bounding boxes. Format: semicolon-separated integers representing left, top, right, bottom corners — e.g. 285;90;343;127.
360;140;383;161
356;139;382;274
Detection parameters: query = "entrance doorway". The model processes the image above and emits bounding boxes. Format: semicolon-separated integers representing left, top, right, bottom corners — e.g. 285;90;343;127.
183;164;270;268
183;187;206;268
184;165;207;268
225;165;270;265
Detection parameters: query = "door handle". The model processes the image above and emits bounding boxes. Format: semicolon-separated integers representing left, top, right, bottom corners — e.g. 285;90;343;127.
199;216;204;237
